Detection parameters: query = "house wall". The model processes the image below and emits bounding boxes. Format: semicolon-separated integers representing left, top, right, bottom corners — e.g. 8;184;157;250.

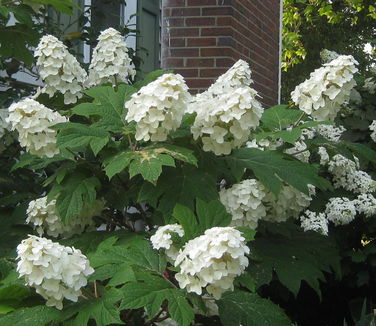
161;0;281;107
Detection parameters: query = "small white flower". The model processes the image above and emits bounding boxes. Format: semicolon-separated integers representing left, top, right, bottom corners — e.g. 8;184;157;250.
125;73;190;142
35;35;87;104
219;179;267;229
316;124;346;142
6;98;67;158
175;227;249;299
369;121;376;142
291;55;358;121
325;197;356;225
364;77;376;94
87;28;135;87
150;224;184;260
300;210;328;235
16;235;94;309
0;109;10;139
354;193;376;217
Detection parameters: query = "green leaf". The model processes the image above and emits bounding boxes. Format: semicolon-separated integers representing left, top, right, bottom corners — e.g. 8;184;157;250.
121;278;194;326
105;144;196;183
227;148;332;195
218;290;292;326
256;128;302;145
50;174;100;222
249;222;340;297
138;166;218;214
0;305;62;326
73;84;136;133
31;0;79;15
195;199;231;231
64;288;123;326
11;152;65;171
172;203;198;240
344;142;376;164
56;123;110;156
261;105;304;130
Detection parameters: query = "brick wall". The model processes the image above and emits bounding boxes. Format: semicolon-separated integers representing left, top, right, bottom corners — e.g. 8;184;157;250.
161;0;281;107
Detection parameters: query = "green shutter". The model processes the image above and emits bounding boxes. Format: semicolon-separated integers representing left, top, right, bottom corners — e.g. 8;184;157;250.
137;0;161;75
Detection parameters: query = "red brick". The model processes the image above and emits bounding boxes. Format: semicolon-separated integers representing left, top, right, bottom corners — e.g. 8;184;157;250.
185;17;216;26
216;58;235;67
200;68;227;77
216;16;232;26
186;78;213;89
200;47;233;57
170;48;199;57
169;38;186;47
171;8;200;16
186;37;216;46
201;27;232;36
188;0;216;5
174;69;199;77
202;7;233;16
165;17;184;27
170;28;199;37
163;58;184;66
186;58;215;67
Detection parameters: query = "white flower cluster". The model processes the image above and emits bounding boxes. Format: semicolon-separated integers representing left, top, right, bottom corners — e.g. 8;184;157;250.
175;227;249;299
125;73;190;141
26;197;102;238
327;154;376;194
325;197;356;226
363;77;376;94
16;235;94;309
369;121;376;142
150;224;185;260
219;179;267;229
7;98;67;158
263;185;315;223
300;210;328;236
316;124;346;142
0;109;10;138
206;59;253;95
318;146;330;165
86;28;135;87
291;55;358;121
354;193;376;217
35;35;87;104
190;60;263;155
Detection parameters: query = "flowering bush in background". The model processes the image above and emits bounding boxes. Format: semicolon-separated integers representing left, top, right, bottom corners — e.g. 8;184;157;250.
0;29;376;326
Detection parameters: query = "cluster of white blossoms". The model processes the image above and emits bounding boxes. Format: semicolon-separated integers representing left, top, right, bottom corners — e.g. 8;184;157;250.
190;60;264;155
35;35;87;104
369;121;376;142
150;224;185;260
325;197;357;226
0;109;10;138
6;98;67;158
327;154;376;194
26;197;102;238
175;227;249;299
16;235;94;309
316;124;346;142
125;73;190;142
291;55;358;121
354;194;376;217
300;210;329;236
263;185;315;223
86;28;135;87
219;179;267;229
246;138;283;151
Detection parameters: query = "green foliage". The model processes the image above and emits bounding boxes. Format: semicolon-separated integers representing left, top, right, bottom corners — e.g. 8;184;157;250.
227;148;331;195
0;305;62;326
218;290;292;326
250;222;341;297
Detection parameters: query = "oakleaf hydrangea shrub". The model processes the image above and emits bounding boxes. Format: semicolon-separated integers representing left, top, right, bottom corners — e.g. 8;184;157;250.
1;31;376;326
